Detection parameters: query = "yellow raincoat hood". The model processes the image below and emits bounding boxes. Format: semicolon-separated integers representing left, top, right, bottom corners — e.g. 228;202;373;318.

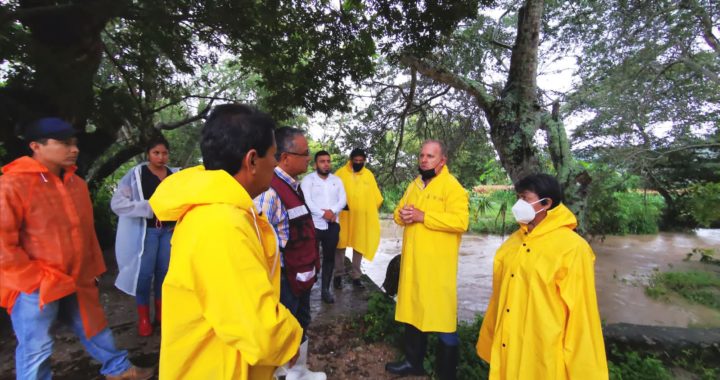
335;161;383;260
150;166;302;380
476;203;608;379
150;165;251;221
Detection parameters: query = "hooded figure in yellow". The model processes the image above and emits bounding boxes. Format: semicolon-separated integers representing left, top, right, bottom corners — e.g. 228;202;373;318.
385;140;469;380
476;174;608;380
335;148;383;288
149;105;302;380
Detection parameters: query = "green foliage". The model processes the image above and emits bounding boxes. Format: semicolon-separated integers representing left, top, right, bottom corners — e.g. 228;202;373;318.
469;190;518;235
92;179;118;249
584;165;665;235
645;270;720;310
686;182;720;227
362;292;402;345
380;184;407;214
608;349;673;380
91;161;134;248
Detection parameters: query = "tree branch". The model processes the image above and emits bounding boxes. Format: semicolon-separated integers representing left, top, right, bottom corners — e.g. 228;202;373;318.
389;68;417;183
156;102;213;130
399;55;495;113
87;144;143;191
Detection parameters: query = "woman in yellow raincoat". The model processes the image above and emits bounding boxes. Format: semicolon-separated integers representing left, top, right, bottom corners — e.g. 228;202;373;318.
476;174;608;379
335;148;383;288
149;104;302;380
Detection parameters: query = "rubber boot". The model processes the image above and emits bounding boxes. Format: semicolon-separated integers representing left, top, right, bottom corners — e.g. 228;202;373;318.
154;299;162;325
436;341;459;380
137;305;153;337
286;340;326;380
385;324;427;376
321;265;335;304
333;276;342;290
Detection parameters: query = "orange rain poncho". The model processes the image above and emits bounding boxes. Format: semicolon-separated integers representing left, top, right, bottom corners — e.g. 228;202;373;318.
335;161;383;260
0;156;108;338
476;203;608;379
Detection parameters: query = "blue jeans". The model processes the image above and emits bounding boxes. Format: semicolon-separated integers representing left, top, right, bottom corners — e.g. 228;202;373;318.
10;291;131;379
136;226;173;305
280;269;311;343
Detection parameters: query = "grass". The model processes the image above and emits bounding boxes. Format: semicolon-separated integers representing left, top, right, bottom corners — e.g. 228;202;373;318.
645;270;720;310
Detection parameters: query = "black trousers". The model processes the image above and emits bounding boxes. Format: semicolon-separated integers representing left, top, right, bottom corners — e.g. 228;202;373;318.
315;222;340;290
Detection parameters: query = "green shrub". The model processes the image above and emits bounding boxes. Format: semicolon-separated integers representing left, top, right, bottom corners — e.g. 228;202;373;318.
686;182;720;227
608;349;673;380
380;183;408;214
612;192;664;234
362;292;401;344
92;180;118;249
645;270;720;310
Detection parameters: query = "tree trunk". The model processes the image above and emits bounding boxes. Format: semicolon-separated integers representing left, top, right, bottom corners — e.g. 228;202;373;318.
1;1;124;175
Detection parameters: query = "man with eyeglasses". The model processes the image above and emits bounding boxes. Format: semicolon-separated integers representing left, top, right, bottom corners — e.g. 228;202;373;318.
254;127;326;380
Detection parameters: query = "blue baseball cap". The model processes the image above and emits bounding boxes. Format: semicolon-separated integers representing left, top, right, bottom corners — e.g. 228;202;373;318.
24;118;77;142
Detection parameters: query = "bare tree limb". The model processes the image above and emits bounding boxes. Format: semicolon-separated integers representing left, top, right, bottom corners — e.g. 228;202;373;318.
399;55;495;113
156;102;213;130
389;68;417;183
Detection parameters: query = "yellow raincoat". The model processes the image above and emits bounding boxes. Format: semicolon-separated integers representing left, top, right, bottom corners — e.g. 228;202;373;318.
149;166;302;380
476;204;608;379
336;161;383;260
393;166;468;332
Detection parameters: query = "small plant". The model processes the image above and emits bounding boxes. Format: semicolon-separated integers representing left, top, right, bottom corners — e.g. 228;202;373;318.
608;348;673;380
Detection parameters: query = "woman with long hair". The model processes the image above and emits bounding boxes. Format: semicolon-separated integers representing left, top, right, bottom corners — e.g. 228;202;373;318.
111;136;177;336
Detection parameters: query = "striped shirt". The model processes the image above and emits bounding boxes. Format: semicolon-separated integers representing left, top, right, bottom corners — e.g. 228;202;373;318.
253;167;299;249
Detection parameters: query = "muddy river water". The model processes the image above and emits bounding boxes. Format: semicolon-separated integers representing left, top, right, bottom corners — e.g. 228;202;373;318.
353;220;720;327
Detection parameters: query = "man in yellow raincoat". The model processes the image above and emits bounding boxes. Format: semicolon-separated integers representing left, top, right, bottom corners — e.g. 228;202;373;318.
476;174;608;379
385;140;469;380
335;148;383;289
149;104;303;380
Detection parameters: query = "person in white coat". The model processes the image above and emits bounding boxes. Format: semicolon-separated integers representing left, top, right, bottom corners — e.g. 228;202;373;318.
111;136;177;337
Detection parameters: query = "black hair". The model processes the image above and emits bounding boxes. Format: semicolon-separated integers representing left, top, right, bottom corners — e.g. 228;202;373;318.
201;104;276;176
350;148;366;159
514;173;563;209
146;135;170;153
314;150;330;162
274;126;305;160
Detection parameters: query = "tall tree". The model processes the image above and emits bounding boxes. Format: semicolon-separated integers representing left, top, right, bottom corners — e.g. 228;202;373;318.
396;0;589;212
550;0;720;227
1;0;479;184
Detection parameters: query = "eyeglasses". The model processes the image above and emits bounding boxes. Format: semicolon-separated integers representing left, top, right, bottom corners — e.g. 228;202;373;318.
285;151;310;157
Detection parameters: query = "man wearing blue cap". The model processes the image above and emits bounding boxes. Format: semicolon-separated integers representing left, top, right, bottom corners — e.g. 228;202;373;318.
0;118;154;379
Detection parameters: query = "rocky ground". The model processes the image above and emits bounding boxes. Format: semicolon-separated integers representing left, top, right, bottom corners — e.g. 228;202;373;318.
0;256;419;380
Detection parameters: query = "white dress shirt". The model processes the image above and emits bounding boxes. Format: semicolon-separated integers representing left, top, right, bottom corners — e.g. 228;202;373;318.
300;171;347;230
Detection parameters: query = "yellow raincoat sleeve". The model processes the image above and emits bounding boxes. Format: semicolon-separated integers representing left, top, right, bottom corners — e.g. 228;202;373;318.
422;185;469;233
476;258;504;363
190;224;302;367
558;244;608;379
369;171;383;209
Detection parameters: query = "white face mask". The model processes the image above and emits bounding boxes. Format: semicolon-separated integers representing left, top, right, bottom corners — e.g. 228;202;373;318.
511;198;547;224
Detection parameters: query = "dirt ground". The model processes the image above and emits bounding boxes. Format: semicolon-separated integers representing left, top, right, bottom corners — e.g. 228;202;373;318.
0;255;421;380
